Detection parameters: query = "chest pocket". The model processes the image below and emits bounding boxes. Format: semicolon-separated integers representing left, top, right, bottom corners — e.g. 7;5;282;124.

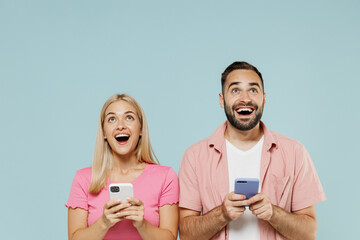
270;174;292;210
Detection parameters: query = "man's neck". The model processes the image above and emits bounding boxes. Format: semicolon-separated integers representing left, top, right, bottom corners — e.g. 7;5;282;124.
224;121;264;151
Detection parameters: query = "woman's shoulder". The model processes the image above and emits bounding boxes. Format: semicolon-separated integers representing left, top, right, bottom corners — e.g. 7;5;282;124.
146;164;177;178
74;167;92;180
147;163;173;172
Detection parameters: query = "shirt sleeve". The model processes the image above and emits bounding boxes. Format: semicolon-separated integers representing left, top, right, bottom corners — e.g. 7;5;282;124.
178;148;202;212
291;143;326;211
159;167;179;207
65;170;89;210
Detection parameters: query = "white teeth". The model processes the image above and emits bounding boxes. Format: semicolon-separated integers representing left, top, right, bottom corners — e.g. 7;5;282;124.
237;108;253;113
116;134;130;138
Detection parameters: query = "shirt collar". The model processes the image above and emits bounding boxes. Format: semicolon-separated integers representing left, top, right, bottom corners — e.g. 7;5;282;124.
208;121;277;153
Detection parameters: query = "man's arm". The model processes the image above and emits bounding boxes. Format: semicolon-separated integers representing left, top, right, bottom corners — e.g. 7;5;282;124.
179;192;246;240
248;193;317;240
179;207;226;240
269;205;317;240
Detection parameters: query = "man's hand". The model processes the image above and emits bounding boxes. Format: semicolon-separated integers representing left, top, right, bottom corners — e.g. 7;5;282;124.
221;192;248;221
248;192;273;221
179;191;251;240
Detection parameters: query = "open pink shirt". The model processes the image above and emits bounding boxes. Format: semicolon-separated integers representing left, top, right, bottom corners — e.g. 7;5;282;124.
179;122;326;240
66;163;179;240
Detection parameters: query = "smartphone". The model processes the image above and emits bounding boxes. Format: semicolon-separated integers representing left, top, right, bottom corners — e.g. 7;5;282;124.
234;178;259;199
109;183;134;202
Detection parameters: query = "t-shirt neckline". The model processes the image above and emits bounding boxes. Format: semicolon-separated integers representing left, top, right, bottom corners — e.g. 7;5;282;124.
108;163;150;185
225;136;264;155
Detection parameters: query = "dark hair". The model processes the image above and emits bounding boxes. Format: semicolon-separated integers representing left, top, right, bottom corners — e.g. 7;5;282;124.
221;61;264;93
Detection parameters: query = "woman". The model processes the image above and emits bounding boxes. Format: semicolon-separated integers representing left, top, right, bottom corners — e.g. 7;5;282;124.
66;94;179;240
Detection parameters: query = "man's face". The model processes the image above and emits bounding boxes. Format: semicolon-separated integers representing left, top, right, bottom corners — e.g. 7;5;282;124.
219;69;266;131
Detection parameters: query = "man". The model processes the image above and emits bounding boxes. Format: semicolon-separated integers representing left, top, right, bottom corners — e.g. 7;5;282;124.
178;61;326;240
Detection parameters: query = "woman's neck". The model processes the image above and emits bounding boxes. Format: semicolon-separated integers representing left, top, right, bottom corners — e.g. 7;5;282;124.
110;153;146;182
112;153;141;170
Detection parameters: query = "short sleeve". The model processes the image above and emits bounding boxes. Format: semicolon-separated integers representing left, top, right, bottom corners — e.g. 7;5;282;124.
159;167;179;207
65;170;89;210
178;148;202;212
292;144;326;211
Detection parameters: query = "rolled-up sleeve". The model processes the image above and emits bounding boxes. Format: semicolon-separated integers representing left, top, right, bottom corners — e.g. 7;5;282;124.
179;148;202;212
292;143;326;211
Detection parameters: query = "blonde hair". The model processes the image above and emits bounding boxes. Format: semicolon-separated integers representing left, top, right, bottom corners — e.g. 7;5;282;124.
89;94;159;194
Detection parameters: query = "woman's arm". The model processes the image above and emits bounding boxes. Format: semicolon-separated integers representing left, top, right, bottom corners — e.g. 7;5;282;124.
68;199;131;240
120;197;178;240
138;204;179;240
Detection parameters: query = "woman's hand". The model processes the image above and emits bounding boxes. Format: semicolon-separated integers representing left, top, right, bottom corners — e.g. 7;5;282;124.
116;197;145;229
102;199;132;228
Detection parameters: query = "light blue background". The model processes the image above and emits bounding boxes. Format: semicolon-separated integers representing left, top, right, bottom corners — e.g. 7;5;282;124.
1;0;359;239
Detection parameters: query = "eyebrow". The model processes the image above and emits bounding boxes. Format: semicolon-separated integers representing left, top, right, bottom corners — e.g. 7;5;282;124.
228;81;261;90
105;111;136;117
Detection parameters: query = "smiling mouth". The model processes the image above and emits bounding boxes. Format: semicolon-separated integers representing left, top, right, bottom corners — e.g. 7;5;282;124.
115;134;130;143
236;107;254;116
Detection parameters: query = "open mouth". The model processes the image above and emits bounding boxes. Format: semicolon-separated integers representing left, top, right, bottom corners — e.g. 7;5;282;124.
115;134;130;143
235;107;254;116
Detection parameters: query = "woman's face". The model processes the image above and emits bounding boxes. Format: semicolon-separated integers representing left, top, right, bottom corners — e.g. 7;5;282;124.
103;100;142;159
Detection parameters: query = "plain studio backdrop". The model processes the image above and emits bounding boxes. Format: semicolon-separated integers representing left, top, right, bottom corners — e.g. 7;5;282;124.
0;0;359;239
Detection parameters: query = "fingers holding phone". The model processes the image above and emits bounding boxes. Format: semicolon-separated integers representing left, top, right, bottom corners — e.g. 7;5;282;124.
102;199;132;228
221;192;247;221
248;193;274;221
119;197;145;228
221;178;260;222
108;183;146;228
100;183;134;228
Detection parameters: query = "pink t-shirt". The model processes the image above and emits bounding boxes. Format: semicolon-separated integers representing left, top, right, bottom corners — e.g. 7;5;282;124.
66;163;179;240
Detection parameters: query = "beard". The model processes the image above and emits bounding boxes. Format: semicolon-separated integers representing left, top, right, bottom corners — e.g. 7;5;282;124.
224;99;264;131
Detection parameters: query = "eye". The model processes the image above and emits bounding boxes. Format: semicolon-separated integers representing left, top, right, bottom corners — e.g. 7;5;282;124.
250;88;258;94
126;115;134;121
108;116;116;123
232;88;239;94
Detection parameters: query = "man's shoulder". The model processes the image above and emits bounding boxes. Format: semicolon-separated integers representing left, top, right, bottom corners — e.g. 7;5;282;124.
267;128;305;151
183;132;220;161
184;122;226;154
185;136;212;152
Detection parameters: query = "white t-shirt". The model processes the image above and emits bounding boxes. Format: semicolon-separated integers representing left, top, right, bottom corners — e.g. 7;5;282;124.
226;136;264;240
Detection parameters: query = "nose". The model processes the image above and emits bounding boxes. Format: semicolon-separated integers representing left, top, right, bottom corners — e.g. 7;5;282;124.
116;117;126;130
238;91;251;104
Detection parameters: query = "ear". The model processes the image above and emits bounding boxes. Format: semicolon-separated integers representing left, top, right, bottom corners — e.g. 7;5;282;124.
263;92;266;107
219;93;225;109
103;130;107;140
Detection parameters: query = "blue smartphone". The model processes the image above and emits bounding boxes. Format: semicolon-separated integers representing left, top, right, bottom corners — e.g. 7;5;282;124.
234;178;259;199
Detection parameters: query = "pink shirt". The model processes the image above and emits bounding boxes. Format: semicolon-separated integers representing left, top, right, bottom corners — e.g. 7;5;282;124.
179;122;326;240
66;163;179;240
